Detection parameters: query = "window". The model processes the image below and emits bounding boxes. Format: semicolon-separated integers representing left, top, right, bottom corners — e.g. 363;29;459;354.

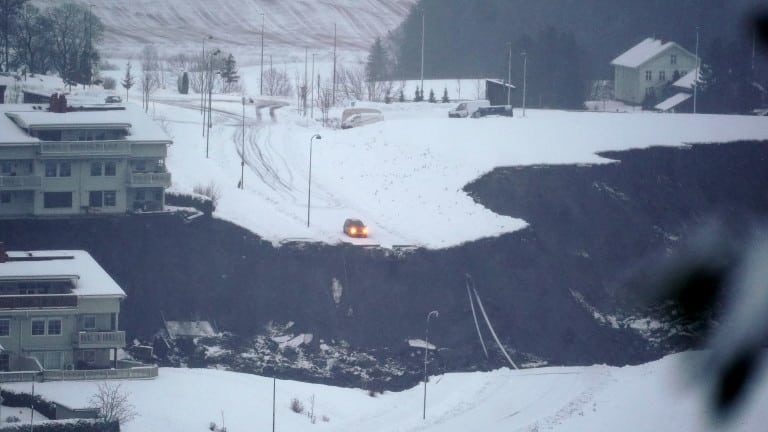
83;315;96;330
0;319;9;337
105;161;117;176
31;319;46;336
153;189;162;201
45;162;58;177
0;192;10;204
47;319;62;335
89;191;103;207
81;350;96;364
45;351;62;369
59;162;71;177
671;54;677;65
104;191;117;207
0;161;11;174
90;162;102;176
659;70;666;81
134;160;147;172
0;354;9;371
43;192;72;209
645;70;652;81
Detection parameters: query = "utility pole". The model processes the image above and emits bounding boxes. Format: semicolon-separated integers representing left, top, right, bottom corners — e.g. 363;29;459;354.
423;310;438;420
206;50;219;158
272;376;276;432
693;26;700;114
506;42;512;106
307;134;322;227
420;10;425;95
260;12;265;96
522;51;527;117
89;4;95;87
311;53;316;119
240;96;245;189
332;24;337;106
201;36;212;115
304;48;308;117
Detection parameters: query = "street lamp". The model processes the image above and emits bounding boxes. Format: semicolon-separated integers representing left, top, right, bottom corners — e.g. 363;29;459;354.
311;53;317;119
521;51;528;117
420;10;425;95
240;96;246;189
206;49;221;158
259;12;265;96
693;26;700;114
506;42;512;106
201;35;213;115
423;310;439;420
307;134;322;227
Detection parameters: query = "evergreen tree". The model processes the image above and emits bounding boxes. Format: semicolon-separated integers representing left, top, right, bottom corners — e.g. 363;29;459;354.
365;37;389;83
441;87;449;103
399;89;405;102
121;62;134;100
414;85;421;102
178;71;189;94
428;88;436;103
220;53;239;93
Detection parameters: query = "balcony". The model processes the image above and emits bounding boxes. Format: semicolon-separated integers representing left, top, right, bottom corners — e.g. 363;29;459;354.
0;175;41;190
0;294;77;309
76;331;126;349
39;141;131;157
128;172;172;187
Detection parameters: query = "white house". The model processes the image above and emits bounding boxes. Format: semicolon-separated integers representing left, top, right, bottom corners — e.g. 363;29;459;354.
611;37;698;105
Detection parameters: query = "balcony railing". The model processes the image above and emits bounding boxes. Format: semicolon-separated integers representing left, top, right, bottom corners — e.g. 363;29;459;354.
39;141;131;157
0;175;42;189
76;330;126;349
0;294;77;309
0;365;159;382
129;172;172;187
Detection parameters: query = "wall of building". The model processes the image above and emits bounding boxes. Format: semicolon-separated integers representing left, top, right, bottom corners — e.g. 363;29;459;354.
615;46;697;105
614;66;640;103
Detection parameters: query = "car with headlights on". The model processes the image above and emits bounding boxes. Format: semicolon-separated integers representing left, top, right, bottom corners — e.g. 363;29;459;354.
343;218;369;238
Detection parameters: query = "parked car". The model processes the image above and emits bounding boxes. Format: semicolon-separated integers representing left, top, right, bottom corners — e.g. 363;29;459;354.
341;108;383;129
471;105;513;118
448;100;489;118
343;218;369;238
104;95;122;104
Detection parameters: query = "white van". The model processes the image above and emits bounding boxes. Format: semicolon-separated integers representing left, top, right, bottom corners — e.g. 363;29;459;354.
448;100;490;118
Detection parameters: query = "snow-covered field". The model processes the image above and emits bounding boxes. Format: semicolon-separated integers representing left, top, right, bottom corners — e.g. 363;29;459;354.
6;352;767;432
136;84;768;249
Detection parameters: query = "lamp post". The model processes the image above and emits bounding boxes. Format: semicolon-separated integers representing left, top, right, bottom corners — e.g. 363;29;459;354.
521;51;528;117
205;49;220;158
307;134;322;227
201;35;213;115
506;42;512;106
260;12;265;96
88;4;95;87
420;10;425;95
240;96;246;189
423;310;439;420
693;26;700;114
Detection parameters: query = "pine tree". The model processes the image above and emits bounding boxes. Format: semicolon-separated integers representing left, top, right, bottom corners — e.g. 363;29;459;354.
178;71;189;94
428;88;436;103
121;62;134;101
220;53;239;93
441;87;449;103
399;90;405;102
414;85;420;102
365;37;389;83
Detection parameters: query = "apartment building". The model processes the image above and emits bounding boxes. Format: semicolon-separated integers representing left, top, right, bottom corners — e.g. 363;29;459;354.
0;245;126;374
0;95;172;218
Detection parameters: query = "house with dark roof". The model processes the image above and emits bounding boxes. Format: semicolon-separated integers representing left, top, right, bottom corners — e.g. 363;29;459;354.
611;37;698;105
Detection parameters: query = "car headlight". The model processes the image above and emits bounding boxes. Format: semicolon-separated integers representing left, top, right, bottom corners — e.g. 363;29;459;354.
350;227;357;234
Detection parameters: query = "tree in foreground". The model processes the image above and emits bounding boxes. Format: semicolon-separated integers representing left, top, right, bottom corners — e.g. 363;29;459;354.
90;381;137;425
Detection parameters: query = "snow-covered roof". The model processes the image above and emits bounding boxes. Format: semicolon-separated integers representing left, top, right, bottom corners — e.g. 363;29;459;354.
486;79;516;89
0;250;126;297
611;38;680;68
655;92;692;112
0;103;172;144
673;68;700;89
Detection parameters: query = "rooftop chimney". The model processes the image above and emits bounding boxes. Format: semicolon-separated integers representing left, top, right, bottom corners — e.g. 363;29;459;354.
0;242;7;263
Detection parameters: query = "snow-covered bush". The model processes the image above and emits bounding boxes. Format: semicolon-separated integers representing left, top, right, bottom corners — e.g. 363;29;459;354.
290;398;305;414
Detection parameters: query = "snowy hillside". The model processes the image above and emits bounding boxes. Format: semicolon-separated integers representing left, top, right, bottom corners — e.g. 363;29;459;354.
6;352;768;432
31;0;415;58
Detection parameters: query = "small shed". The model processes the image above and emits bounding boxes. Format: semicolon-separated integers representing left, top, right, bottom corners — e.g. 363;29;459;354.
485;79;516;106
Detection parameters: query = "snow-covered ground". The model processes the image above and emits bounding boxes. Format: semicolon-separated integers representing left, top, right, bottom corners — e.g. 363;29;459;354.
140;84;768;249
6;352;767;432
